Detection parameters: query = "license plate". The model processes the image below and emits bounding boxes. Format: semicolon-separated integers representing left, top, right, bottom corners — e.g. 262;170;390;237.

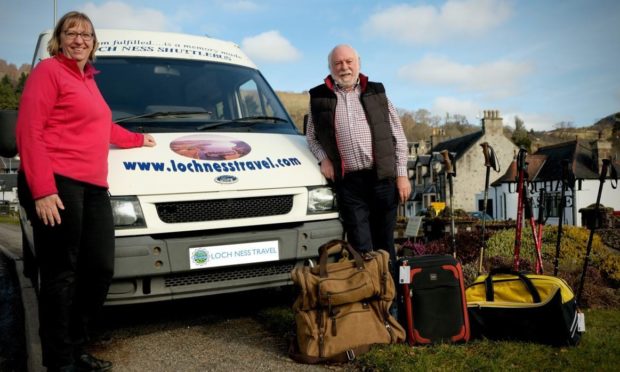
189;240;279;269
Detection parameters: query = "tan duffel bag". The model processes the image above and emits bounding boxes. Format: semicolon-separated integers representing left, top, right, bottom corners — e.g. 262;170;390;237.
289;240;405;363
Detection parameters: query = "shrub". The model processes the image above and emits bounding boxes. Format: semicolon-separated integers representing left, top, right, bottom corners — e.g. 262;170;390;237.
408;230;487;265
598;228;620;251
484;225;620;308
485;226;613;273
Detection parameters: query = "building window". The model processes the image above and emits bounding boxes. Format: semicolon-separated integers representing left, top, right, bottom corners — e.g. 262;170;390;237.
545;193;562;218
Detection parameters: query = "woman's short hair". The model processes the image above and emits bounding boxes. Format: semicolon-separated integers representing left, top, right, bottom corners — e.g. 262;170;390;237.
47;11;99;62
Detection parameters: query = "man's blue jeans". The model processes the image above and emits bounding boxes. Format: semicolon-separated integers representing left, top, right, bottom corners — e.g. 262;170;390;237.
335;169;398;261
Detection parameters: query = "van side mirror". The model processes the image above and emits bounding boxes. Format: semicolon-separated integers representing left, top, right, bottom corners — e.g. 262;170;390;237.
0;110;18;158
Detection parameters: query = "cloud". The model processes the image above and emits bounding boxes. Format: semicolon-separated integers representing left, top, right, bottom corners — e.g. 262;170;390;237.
398;55;533;99
509;112;562;132
81;1;177;32
363;0;512;44
432;97;481;122
241;31;301;63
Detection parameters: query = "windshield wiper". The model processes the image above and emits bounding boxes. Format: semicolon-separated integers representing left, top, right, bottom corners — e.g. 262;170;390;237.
115;111;211;123
196;116;288;131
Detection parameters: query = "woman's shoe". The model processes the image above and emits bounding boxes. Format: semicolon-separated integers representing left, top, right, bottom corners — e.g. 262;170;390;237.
75;353;112;372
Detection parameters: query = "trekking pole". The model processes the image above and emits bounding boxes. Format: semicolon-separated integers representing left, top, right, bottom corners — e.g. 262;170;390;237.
513;148;527;271
523;180;544;274
576;158;618;305
478;142;500;274
536;188;547;251
553;159;575;276
441;150;457;258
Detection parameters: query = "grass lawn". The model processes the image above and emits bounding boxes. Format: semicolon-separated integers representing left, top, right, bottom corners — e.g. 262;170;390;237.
0;214;19;225
259;306;620;371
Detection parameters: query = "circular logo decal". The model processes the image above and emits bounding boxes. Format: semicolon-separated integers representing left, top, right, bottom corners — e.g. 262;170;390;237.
170;134;252;160
192;249;209;265
215;175;238;184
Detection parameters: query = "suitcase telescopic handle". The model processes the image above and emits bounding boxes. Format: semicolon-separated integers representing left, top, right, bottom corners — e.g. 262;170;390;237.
318;240;365;278
485;268;542;303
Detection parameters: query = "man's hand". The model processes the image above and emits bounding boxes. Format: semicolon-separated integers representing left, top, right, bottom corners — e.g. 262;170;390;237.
396;176;411;204
320;157;335;181
35;194;64;226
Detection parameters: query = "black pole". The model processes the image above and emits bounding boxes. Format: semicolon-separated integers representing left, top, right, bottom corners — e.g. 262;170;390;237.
576;159;610;306
441;150;457;258
553;160;570;276
479;142;491;274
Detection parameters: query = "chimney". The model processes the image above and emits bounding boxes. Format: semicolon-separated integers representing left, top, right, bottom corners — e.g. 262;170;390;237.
591;136;612;173
482;110;503;135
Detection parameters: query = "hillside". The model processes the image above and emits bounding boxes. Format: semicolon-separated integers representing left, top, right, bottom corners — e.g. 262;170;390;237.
276;91;309;132
0;59;30;82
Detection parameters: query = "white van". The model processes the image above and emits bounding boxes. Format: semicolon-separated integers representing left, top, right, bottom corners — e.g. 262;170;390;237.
19;29;342;305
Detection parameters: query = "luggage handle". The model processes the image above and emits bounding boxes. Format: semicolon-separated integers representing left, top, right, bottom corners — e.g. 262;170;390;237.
485;268;542;303
318;240;365;278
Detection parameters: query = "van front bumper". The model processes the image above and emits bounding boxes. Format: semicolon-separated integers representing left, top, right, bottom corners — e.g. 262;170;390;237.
106;219;342;305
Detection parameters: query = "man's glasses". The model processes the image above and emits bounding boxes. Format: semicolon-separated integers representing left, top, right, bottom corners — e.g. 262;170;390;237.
63;31;94;41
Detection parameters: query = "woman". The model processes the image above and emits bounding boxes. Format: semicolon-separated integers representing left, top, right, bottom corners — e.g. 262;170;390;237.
16;11;156;372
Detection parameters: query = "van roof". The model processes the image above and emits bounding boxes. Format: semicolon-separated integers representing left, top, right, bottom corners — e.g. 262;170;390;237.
34;29;257;68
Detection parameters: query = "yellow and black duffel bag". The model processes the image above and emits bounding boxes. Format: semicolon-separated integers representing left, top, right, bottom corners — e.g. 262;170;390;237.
466;269;582;346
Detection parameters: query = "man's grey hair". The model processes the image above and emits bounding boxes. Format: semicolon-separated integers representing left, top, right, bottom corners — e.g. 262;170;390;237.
327;44;360;69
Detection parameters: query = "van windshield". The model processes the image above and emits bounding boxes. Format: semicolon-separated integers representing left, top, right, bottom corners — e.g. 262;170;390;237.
93;57;298;134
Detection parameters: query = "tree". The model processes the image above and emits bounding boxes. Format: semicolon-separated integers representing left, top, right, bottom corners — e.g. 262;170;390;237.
511;115;531;151
553;121;574;130
0;75;18;109
16;72;28;96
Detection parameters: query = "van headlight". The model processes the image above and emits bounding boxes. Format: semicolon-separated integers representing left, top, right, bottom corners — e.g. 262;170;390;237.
110;196;146;228
307;187;337;214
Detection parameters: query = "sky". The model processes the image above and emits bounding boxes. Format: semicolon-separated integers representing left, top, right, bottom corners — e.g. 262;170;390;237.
1;0;619;131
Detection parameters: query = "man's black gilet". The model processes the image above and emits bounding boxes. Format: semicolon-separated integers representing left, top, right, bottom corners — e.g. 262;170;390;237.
309;81;396;181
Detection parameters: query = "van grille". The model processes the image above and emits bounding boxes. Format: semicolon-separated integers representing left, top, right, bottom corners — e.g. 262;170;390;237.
155;195;294;223
163;260;296;287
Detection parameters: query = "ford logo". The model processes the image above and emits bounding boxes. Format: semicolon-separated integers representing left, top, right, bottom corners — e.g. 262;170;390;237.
215;175;238;184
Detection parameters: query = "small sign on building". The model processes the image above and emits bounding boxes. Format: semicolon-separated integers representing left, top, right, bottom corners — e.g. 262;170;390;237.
405;216;424;237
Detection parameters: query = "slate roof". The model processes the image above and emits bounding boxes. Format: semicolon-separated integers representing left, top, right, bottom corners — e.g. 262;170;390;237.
534;140;598;180
492;140;615;185
431;131;484;161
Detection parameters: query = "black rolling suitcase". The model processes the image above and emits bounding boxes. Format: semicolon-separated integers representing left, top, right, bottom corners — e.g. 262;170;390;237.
398;254;470;345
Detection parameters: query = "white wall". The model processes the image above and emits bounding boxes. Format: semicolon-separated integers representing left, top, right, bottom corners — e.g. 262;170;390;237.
483;179;619;227
572;179;620;227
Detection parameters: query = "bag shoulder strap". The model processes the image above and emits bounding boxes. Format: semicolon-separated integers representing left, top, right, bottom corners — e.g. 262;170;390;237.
486;268;541;303
288;338;372;364
318;240;365;278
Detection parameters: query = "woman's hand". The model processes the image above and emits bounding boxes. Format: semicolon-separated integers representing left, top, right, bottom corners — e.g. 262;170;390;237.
143;134;156;147
35;194;64;226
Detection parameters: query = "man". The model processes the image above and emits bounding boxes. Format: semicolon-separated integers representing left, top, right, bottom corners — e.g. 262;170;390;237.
306;44;411;267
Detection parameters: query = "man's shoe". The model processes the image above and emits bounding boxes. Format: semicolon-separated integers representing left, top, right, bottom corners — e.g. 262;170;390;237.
48;364;78;372
75;353;112;372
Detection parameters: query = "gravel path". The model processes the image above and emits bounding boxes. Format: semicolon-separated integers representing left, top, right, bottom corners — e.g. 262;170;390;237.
1;222;358;372
88;286;356;371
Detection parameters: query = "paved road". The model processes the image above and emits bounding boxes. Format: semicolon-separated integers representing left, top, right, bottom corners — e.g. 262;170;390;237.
0;223;350;372
0;225;27;372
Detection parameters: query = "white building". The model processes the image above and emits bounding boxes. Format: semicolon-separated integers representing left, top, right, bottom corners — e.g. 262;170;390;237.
482;138;619;226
